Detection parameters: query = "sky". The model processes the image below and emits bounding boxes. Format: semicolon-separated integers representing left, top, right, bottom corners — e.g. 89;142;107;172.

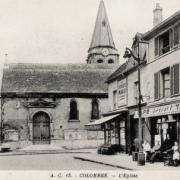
0;0;180;66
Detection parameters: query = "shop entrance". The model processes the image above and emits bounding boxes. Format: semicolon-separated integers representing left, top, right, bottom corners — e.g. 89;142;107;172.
168;122;177;142
150;116;178;146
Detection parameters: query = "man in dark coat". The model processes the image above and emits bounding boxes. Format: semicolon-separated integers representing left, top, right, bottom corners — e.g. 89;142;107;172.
160;134;174;152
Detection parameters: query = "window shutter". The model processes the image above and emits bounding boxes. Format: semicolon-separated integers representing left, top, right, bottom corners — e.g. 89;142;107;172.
155;37;159;56
173;64;180;95
154;72;160;100
170;66;174;96
174;25;180;46
169;29;173;48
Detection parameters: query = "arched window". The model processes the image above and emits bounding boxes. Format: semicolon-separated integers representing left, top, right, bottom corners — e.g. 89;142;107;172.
108;59;114;64
97;59;103;63
91;99;99;119
69;100;78;120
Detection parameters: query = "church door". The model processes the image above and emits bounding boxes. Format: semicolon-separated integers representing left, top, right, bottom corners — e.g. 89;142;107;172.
33;111;50;144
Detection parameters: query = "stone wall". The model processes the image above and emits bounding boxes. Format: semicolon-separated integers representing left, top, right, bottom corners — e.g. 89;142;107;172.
1;96;108;149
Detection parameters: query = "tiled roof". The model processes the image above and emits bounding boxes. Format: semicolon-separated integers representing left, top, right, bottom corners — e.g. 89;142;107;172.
2;63;117;94
106;58;137;83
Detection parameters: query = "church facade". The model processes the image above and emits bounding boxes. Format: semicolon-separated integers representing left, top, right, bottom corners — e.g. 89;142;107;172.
0;1;119;149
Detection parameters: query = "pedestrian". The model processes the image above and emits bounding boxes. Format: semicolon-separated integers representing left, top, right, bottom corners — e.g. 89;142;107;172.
142;140;151;161
172;141;180;166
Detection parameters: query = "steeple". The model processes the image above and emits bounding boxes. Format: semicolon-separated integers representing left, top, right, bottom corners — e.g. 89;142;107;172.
87;0;119;65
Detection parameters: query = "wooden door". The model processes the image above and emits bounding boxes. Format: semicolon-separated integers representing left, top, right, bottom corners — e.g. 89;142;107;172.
33;112;50;144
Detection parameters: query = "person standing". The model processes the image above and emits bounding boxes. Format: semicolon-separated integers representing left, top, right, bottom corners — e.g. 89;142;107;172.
172;141;180;166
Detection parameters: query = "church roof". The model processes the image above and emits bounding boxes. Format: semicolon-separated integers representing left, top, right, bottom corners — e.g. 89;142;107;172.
1;63;117;95
89;0;115;50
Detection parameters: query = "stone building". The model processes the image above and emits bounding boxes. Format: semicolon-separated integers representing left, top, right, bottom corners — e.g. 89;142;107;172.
0;0;119;149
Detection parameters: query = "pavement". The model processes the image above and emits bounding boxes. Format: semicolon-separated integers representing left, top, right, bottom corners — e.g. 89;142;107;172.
73;153;180;170
1;144;180;170
0;144;96;156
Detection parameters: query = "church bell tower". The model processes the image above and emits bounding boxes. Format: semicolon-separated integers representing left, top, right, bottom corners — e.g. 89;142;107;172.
87;0;119;65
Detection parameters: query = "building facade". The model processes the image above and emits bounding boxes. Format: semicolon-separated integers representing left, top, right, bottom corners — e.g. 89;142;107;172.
119;4;180;150
87;4;180;154
137;5;180;147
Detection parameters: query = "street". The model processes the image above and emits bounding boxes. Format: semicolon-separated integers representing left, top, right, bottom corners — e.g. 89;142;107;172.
0;153;119;170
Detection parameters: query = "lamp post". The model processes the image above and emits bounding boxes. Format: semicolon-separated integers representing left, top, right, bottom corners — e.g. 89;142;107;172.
123;37;147;165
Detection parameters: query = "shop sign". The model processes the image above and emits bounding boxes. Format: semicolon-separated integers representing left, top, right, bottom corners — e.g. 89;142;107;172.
134;102;180;118
117;78;127;107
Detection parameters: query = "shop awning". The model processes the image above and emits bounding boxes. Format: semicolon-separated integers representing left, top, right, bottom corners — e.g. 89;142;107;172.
85;114;120;130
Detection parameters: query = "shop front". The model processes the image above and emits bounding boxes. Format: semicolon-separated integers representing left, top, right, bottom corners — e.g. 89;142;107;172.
85;110;129;153
134;102;180;147
149;115;179;146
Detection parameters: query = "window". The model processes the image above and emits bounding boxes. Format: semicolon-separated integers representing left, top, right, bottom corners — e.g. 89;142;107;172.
69;100;79;120
155;31;170;56
113;90;117;109
154;24;180;57
154;72;160;100
108;59;114;64
97;59;103;63
154;67;170;100
91;99;99;119
162;68;170;98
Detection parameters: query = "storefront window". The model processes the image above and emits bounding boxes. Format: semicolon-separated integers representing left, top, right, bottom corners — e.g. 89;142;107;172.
120;121;125;146
151;116;178;146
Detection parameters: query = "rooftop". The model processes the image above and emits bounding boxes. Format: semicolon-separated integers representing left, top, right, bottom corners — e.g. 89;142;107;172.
2;63;117;95
106;57;137;83
143;10;180;40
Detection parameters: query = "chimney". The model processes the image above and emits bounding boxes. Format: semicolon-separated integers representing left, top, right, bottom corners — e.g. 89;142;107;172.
153;3;163;27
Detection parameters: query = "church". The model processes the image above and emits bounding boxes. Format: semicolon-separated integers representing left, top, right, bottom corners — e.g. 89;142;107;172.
0;1;119;149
